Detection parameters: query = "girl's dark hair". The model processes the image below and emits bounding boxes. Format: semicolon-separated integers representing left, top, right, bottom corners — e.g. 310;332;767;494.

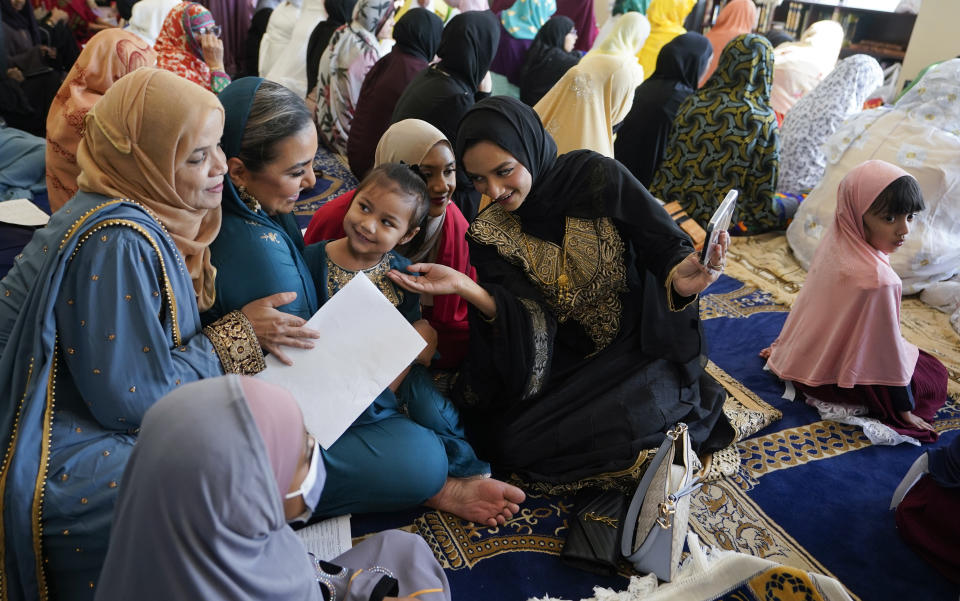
237;81;313;172
867;175;925;216
355;163;429;230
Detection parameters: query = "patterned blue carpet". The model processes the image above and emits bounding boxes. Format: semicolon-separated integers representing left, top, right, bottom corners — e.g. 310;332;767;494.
350;274;960;601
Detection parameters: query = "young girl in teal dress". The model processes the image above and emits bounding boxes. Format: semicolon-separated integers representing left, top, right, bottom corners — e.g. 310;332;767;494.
304;163;512;514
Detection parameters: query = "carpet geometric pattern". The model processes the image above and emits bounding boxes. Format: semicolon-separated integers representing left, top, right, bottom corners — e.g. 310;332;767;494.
351;234;960;601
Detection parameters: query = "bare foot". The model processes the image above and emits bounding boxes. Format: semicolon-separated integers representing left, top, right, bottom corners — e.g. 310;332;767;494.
758;346;772;359
425;477;526;527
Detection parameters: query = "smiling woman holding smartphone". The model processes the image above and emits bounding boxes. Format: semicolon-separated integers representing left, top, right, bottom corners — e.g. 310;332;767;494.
388;96;736;491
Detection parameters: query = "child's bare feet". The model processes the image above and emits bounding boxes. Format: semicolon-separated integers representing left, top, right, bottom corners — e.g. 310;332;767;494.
758;346;772;359
425;477;526;527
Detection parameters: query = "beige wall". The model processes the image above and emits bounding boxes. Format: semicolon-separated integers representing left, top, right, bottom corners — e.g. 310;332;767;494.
899;0;960;90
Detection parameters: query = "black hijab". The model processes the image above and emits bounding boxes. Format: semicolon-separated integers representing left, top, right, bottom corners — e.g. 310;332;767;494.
614;32;712;186
762;28;794;49
518;15;580;107
456;96;702;364
393;7;442;63
436;10;499;91
1;0;39;44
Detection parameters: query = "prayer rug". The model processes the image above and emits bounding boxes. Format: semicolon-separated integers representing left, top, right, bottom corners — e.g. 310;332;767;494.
350;235;960;601
294;146;358;223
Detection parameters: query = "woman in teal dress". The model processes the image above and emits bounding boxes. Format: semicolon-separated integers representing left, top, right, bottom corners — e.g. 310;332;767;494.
0;69;268;601
208;77;523;524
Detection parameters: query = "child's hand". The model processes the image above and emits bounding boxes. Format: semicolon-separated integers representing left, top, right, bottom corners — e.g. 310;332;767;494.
388;263;465;296
412;319;437;366
758;346;771;359
898;410;936;432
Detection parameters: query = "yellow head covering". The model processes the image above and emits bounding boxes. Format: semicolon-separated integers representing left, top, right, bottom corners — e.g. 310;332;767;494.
637;0;696;78
76;67;225;311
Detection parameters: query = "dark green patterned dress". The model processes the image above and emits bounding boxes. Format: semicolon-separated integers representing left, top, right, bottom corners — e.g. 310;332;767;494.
650;33;784;234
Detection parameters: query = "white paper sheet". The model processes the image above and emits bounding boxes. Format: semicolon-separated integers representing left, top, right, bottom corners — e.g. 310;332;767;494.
296;514;352;560
0;198;49;227
257;272;426;448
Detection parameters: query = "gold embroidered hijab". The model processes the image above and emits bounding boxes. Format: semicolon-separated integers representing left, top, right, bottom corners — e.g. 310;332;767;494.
76;68;224;311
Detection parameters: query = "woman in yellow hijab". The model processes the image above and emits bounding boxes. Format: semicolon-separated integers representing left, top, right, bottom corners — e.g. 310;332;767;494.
534;11;647;157
637;0;695;78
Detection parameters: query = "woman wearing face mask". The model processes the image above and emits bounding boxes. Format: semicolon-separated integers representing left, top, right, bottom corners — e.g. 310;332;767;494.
0;68;275;601
96;375;451;601
310;0;396;155
389;97;736;489
306;119;475;369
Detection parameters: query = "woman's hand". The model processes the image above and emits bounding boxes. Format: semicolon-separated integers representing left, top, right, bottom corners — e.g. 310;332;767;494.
389;263;498;319
672;231;729;298
240;292;321;365
899;410;936;432
50;7;68;24
388;263;466;296
200;33;225;72
6;67;24;82
411;319;438;366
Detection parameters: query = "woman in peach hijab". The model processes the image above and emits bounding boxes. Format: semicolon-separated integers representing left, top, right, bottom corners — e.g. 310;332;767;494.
701;0;756;86
45;28;156;212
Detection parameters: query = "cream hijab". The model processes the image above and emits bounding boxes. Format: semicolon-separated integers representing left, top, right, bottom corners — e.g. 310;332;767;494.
76;68;224;311
534;51;644;157
586;11;650;60
771;20;844;115
374;119;449;262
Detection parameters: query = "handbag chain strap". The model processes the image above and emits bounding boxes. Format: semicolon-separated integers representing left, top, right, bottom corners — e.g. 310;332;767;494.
656;423;702;530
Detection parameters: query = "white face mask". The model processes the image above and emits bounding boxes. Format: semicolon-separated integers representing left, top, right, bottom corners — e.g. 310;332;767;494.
285;437;324;522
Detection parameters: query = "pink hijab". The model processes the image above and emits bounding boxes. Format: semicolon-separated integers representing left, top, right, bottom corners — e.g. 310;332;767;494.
767;160;920;388
241;378;304;498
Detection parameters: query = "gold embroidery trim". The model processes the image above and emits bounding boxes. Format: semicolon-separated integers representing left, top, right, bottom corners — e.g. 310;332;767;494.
204;310;266;375
468;204;627;354
665;261;698;313
325;254;402;307
518;298;549;399
0;357;34;601
33;347;58;600
69;219;182;347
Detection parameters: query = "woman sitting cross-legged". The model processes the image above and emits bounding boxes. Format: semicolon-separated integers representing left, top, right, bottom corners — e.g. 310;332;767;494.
206;77;524;526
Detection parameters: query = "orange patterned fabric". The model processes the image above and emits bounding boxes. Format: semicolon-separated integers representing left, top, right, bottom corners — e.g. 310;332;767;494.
45;29;156;212
155;1;217;90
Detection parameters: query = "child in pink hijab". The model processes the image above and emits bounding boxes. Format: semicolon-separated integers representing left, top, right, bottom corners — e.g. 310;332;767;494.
762;160;948;442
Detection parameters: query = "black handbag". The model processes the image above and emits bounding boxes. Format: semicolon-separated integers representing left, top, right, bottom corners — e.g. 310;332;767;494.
560;488;628;576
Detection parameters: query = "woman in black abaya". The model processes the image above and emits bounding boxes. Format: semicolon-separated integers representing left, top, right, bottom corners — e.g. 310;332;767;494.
389;96;735;488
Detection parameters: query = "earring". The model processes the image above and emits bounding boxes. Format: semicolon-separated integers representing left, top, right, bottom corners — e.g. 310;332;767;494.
237;184;261;212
